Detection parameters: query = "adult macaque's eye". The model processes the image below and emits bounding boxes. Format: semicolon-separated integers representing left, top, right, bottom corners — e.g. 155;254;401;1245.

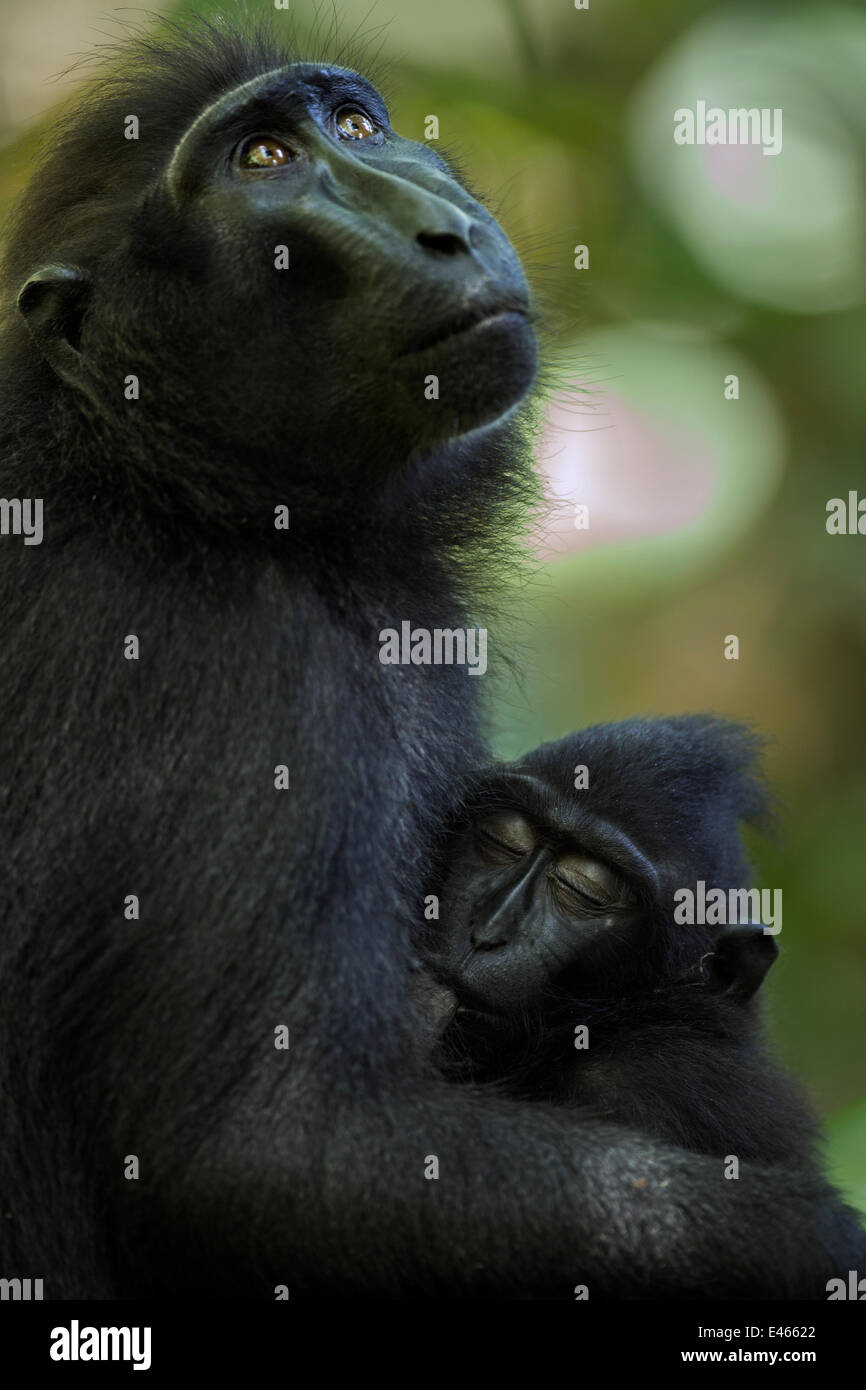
238;136;294;169
475;811;537;857
335;107;379;140
552;852;625;907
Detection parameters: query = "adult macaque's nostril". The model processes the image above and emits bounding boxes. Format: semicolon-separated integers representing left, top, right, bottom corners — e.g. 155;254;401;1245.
416;229;470;256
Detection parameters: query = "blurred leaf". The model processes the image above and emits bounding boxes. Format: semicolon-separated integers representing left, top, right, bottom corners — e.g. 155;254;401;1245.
827;1099;866;1219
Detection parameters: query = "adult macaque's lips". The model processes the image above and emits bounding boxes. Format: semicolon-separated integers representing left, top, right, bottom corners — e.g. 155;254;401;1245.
397;299;529;358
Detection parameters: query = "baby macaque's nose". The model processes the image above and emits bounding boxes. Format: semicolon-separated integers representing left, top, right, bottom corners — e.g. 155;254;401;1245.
470;911;517;951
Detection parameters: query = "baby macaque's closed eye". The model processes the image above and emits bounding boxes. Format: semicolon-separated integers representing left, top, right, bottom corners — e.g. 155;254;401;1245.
475;811;537;858
552;852;629;910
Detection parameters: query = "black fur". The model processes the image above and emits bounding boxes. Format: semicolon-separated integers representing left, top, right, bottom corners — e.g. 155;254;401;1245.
509;981;820;1165
0;22;862;1299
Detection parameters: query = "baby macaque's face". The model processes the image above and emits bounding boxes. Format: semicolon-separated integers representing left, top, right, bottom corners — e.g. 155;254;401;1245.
435;808;639;1013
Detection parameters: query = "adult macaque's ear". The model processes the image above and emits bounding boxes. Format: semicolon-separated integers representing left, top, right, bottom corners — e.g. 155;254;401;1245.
704;924;779;1004
17;266;91;393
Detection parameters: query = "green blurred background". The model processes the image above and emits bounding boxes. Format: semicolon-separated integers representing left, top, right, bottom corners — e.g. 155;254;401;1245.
1;0;863;1210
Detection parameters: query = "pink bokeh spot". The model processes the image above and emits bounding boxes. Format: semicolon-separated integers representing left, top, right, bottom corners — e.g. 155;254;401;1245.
535;389;719;562
701;140;767;206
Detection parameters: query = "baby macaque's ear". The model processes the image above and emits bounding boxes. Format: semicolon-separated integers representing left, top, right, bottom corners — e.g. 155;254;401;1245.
703;925;779;1004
